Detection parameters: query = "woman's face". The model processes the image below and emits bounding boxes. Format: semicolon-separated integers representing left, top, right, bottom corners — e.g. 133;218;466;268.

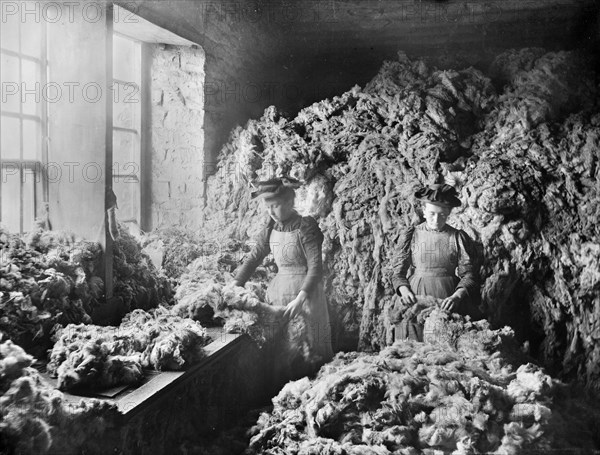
263;196;295;224
423;203;451;230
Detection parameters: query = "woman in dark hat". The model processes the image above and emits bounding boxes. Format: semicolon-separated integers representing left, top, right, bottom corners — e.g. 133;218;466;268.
391;183;480;340
232;177;333;385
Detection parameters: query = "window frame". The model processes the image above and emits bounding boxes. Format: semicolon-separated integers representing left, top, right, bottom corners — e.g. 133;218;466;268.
111;32;144;228
0;19;48;234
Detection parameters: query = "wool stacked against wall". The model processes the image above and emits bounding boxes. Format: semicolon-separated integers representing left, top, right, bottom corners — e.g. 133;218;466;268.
201;49;600;389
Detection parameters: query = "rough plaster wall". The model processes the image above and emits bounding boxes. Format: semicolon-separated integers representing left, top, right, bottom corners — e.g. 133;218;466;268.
150;44;205;230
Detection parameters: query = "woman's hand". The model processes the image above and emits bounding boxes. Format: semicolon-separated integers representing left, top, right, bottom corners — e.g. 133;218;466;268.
440;289;467;312
283;291;308;320
398;286;416;305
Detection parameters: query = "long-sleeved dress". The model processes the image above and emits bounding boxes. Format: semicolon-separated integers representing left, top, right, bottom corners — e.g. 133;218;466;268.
391;222;480;340
234;211;333;382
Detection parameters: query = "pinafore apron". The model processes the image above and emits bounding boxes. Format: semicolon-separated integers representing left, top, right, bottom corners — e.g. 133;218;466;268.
397;227;462;341
266;228;333;383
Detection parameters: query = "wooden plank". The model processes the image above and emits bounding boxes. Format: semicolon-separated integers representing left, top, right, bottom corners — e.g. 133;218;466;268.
95;384;130;398
115;330;243;419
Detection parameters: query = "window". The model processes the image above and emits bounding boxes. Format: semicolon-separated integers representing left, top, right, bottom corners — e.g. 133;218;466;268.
112;33;142;230
0;14;47;233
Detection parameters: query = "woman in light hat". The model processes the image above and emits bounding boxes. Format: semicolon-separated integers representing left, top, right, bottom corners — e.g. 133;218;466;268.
391;183;480;340
233;177;333;385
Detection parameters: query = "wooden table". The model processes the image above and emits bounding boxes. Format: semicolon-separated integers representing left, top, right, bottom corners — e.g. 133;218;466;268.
42;328;272;454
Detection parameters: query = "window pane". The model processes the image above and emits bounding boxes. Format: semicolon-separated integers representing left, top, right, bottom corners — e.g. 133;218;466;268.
1;166;21;233
0;116;21;159
112;178;139;222
22;170;36;232
23;119;40;159
20;20;42;58
113;82;139;129
21;59;41;116
112;34;141;227
1;54;21;113
113;129;138;174
113;35;135;82
0;14;19;52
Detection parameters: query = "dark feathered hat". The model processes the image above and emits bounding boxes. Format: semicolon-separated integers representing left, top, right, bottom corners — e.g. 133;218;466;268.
250;177;302;199
414;183;461;208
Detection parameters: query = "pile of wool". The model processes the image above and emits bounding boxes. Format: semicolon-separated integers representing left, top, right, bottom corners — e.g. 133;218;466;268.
213;283;287;346
0;337;54;453
141;227;212;279
112;226;173;312
170;251;255;320
449;50;600;387
0;337;120;455
140;225;275;326
219;281;313;373
141;227;255;279
22;218;76;252
172;267;225;324
200;47;600;389
422;309;521;363
247;311;599;454
389;295;440;327
531;113;600;386
484;50;597;138
174;270;310;359
47;307;211;391
202;53;497;353
0;226;104;359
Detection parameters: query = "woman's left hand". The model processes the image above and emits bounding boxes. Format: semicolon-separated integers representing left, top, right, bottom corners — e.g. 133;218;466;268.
440;295;460;311
283;291;308;320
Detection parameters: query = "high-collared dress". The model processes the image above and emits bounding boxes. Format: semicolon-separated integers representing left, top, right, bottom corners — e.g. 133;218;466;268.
391;221;480;340
235;211;333;380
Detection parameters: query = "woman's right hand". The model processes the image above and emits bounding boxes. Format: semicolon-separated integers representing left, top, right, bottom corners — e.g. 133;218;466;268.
398;286;416;305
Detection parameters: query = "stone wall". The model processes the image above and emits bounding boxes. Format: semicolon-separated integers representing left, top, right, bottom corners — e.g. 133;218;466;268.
148;44;205;230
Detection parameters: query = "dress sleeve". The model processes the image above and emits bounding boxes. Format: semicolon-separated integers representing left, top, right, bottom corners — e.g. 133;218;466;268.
234;220;272;286
391;226;415;294
299;216;324;294
455;229;479;297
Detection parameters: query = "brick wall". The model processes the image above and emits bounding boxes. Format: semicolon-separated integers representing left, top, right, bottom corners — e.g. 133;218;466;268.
149;44;205;230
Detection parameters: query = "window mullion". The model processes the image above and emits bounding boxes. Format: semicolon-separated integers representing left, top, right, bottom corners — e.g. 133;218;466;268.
0;48;42;64
18;19;24;234
41;20;49;216
0;111;43;122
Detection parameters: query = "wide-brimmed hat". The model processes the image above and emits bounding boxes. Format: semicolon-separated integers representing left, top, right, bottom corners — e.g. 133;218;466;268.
414;183;461;208
250;177;302;199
